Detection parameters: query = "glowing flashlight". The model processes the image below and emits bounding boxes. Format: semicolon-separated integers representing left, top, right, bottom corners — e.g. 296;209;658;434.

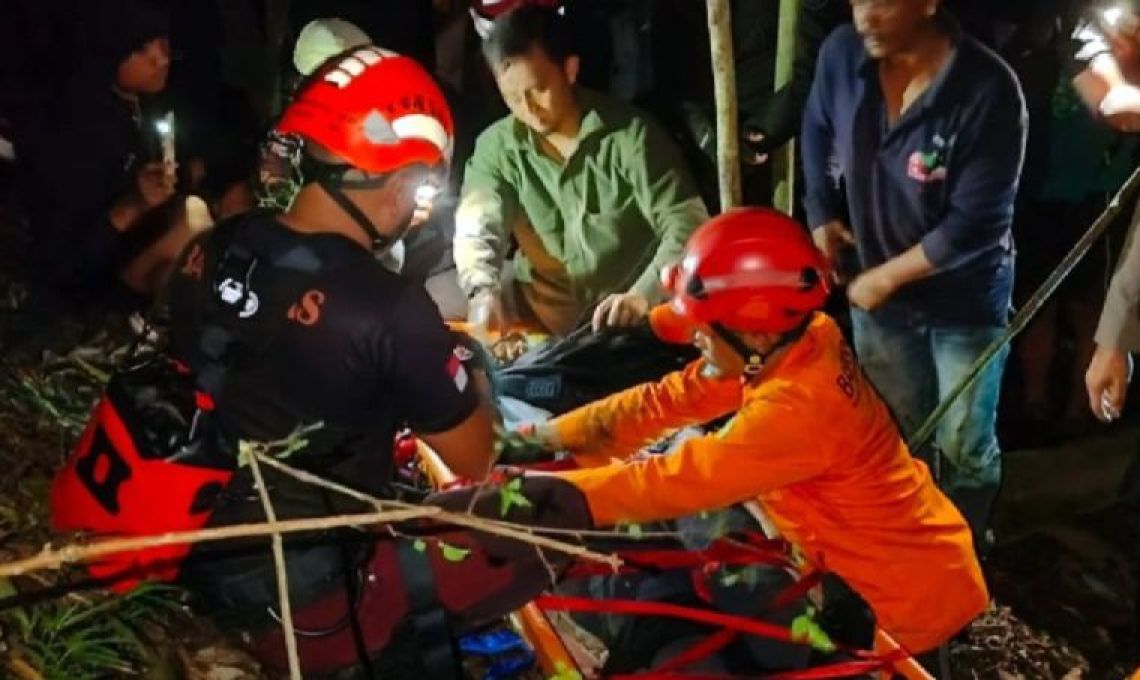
155;111;176;171
411;183;441;228
1104;5;1126;27
414;183;441;205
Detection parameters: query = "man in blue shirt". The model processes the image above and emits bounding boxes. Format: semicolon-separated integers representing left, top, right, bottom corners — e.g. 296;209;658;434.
801;0;1027;540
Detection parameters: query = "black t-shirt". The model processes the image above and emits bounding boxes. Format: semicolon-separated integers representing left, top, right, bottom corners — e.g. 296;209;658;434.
169;211;479;616
168;211;479;496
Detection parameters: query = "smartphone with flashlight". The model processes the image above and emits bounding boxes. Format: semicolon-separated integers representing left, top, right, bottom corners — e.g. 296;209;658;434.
155;112;176;182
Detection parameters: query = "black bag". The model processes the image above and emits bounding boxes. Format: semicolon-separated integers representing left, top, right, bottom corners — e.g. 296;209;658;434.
494;323;698;415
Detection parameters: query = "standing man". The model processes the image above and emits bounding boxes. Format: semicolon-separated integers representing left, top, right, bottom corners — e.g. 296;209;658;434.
801;0;1027;537
455;4;708;336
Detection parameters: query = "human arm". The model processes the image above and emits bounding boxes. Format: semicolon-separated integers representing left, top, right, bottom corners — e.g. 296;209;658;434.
591;120;708;332
801;31;845;234
740;0;850;157
1071;11;1140;131
848;78;1026;311
554;396;828;526
454;126;517;303
545;360;741;467
390;287;495;480
624;119;709;304
846;242;934;310
1087;201;1140;421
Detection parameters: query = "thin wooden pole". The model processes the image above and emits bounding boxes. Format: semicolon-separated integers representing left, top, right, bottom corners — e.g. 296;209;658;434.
772;0;800;215
707;0;742;210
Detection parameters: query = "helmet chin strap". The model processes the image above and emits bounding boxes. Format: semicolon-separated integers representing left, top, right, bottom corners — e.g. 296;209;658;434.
319;180;409;257
710;322;767;376
711;315;815;377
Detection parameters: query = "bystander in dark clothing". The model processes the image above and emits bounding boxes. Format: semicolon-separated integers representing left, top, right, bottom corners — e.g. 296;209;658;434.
20;0;179;299
802;12;1027;537
1009;2;1139;436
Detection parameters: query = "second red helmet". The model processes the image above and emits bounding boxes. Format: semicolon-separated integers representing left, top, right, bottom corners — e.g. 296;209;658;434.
660;208;832;335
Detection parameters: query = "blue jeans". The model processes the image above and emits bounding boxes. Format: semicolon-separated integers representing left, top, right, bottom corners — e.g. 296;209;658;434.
850;309;1008;496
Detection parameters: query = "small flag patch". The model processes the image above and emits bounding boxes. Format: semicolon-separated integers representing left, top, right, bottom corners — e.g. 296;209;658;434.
447;353;469;392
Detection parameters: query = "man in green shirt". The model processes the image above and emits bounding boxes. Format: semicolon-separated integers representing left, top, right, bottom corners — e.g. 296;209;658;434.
455;4;708;336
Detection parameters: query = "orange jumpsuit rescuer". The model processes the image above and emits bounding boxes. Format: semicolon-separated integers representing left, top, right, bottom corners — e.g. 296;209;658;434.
548;207;988;653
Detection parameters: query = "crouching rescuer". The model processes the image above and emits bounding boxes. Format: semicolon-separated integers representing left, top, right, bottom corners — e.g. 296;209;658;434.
535;208;990;658
48;47;597;677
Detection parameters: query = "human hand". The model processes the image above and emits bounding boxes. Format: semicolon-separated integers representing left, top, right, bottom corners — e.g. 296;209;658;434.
1085;344;1133;422
592;291;650;332
846;266;896;311
135;160;177;208
467;287;504;342
811;220;855;276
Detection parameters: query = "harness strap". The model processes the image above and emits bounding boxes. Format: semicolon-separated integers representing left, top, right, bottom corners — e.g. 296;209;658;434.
319;180;404;256
396;540;460;679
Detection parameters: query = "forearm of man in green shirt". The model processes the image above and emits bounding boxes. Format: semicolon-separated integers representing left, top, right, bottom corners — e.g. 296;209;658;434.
595;117;708;330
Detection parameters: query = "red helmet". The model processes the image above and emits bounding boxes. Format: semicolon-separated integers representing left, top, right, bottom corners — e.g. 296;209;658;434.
276;46;454;174
659;208;831;336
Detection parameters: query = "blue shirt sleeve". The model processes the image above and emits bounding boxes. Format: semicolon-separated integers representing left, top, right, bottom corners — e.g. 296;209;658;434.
801;29;846;229
919;75;1027;269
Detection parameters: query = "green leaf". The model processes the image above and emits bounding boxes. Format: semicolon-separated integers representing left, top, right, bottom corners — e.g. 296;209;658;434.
498;477;532;517
413;539;427;552
439;542;471;562
790;608;836;653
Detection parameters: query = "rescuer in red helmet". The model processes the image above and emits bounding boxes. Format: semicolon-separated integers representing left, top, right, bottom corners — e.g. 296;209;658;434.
533;208;988;662
152;48;553;675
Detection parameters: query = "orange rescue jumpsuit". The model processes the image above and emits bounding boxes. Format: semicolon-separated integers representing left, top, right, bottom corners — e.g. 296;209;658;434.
553;313;988;653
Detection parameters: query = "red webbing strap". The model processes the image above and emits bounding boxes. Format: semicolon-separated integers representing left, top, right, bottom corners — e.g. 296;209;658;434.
534;595;797;643
534;596;912;680
767;569;824;611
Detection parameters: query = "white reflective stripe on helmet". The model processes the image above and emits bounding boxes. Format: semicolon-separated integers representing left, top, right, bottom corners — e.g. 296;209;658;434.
392;114;453;159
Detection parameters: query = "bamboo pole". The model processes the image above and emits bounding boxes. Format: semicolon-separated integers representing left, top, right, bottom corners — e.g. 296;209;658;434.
772;0;800;215
707;0;742;210
246;446;301;679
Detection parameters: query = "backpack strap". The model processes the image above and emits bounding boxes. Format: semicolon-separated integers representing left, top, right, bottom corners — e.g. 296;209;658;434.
189;212;326;397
